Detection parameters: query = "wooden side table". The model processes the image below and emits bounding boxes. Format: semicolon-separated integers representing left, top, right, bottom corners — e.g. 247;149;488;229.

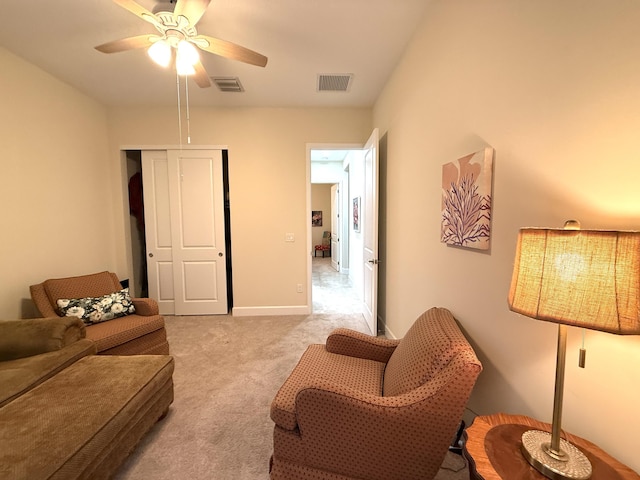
463;413;639;480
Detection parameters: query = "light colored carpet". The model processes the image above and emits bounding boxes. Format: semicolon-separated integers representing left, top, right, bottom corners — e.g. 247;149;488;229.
113;313;470;479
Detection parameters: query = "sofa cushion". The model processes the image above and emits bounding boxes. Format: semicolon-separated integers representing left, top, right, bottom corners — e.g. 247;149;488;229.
383;307;471;397
271;344;385;431
56;289;135;325
0;354;174;480
0;339;96;408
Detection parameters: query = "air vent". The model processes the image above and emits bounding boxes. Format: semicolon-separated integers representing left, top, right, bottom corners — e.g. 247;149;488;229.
317;74;353;92
212;77;245;92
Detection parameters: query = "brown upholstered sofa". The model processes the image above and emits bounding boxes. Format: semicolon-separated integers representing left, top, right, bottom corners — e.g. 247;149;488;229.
0;316;174;480
30;271;169;355
269;307;483;480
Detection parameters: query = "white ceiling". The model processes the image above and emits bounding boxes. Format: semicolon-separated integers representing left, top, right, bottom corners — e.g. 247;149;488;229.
0;0;430;108
310;149;351;163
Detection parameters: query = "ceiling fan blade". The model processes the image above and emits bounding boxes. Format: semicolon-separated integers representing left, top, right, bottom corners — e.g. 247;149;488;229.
193;35;268;67
174;0;211;26
113;0;161;26
95;34;158;54
193;60;212;88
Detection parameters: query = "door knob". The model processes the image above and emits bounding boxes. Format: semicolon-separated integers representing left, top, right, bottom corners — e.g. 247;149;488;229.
218;252;224;257
148;253;154;258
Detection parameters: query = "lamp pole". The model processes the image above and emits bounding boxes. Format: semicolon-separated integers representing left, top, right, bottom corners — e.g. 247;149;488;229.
549;324;568;460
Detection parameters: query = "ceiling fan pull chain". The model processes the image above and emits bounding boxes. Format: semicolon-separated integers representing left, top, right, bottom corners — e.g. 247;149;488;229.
176;71;183;150
185;77;191;145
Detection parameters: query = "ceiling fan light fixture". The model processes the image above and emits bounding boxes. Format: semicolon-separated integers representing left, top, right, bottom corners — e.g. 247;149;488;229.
177;40;200;66
148;39;172;67
176;56;196;76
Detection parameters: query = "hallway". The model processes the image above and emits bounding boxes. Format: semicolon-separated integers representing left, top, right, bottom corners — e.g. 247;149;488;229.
312;256;362;314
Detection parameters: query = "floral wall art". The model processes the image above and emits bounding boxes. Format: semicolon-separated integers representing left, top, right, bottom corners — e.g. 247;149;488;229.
312;211;323;227
352;197;361;232
441;147;494;250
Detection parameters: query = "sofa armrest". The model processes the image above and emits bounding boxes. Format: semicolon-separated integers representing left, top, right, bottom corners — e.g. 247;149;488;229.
326;328;399;363
0;317;86;362
131;298;160;316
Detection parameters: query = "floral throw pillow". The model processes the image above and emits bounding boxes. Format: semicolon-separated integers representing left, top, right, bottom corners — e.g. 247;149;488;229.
56;288;136;325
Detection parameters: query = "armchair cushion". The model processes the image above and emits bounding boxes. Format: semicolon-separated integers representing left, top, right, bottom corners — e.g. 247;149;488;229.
271;344;385;431
83;313;165;353
0;317;85;362
56;288;136;325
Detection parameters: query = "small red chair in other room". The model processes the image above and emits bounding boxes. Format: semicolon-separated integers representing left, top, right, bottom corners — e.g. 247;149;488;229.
314;231;331;257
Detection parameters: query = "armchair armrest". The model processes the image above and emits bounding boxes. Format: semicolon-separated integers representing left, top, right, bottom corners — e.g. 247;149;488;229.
294;359;481;480
131;297;160;316
0;317;85;362
326;328;399;363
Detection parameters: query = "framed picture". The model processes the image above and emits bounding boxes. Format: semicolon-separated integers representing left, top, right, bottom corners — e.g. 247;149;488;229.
441;147;494;250
352;197;360;232
312;210;323;227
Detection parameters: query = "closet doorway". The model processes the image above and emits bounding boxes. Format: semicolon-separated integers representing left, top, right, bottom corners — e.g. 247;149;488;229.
125;148;233;315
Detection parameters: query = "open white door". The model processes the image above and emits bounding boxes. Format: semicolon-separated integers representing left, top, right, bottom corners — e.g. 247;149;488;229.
142;149;228;315
362;129;379;335
330;184;340;272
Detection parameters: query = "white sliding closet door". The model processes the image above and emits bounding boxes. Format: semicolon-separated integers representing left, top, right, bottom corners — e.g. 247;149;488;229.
142;149;228;315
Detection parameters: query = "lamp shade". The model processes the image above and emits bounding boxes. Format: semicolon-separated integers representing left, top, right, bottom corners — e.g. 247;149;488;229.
508;228;640;335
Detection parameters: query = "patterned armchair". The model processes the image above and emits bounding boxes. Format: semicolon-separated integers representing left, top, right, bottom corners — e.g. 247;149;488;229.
30;271;169;355
269;307;482;480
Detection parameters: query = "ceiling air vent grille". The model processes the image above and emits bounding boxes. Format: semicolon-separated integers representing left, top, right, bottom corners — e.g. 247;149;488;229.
212;77;245;92
317;74;353;92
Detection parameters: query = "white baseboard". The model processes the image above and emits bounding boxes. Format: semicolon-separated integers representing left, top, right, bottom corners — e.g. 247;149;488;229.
384;323;399;339
232;305;312;317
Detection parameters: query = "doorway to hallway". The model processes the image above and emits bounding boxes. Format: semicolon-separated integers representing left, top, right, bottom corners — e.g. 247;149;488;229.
312;257;362;314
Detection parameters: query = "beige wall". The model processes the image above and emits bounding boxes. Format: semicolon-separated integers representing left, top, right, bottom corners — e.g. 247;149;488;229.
0;48;114;319
374;0;640;471
311;184;332;247
106;107;371;312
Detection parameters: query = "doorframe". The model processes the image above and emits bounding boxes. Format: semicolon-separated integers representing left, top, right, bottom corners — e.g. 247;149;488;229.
306;142;362;312
121;144;229;302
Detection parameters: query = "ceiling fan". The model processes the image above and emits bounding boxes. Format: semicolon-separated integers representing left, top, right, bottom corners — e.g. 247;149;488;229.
95;0;268;88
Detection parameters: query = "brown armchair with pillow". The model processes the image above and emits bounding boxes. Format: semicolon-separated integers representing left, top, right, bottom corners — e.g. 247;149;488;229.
30;271;169;355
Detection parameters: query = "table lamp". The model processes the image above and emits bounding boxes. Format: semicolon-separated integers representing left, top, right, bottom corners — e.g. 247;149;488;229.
508;220;640;480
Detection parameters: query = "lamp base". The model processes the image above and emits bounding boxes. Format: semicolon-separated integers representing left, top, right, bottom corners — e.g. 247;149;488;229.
521;430;592;480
